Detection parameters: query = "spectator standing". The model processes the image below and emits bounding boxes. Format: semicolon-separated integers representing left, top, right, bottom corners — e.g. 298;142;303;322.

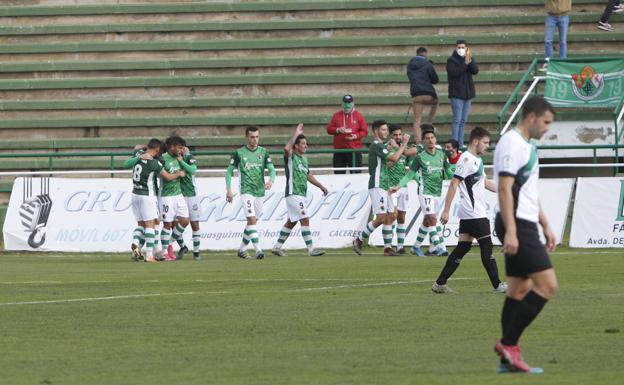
447;40;478;145
598;1;623;31
406;47;439;143
543;0;571;70
326;95;368;174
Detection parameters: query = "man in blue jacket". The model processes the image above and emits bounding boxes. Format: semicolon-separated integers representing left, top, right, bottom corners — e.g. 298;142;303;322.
407;46;439;143
447;40;479;145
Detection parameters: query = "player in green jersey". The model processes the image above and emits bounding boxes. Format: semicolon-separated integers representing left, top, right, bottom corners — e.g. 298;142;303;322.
226;126;277;259
352;120;410;255
176;145;201;260
159;136;195;261
125;138;184;263
400;128;453;257
385;124;412;254
271;124;329;257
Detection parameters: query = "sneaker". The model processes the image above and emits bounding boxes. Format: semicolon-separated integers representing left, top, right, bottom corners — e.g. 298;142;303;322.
435;247;449;257
131;244;142;261
431;282;454;293
598;21;614;31
396;247;406;255
255;250;265;260
176;245;188;260
497;363;544;374
410;246;426;257
144;256;157;263
384;247;398;256
271;247;286;257
493;282;508;293
614;4;624;13
193;252;201;260
494;340;531;373
425;247;437;256
309;249;325;256
237;249;249;259
352;237;363;255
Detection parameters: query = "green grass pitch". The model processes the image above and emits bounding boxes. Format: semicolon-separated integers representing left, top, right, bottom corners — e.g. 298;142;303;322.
0;247;622;385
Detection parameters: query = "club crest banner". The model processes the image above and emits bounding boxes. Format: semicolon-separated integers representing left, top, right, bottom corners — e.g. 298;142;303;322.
545;59;624;107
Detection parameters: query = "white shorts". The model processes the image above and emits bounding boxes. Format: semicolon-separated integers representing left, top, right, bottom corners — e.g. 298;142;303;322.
185;196;202;222
418;194;440;216
131;194;159;222
396;187;409;212
369;188;389;216
387;192;397;213
286;195;308;222
241;194;263;218
159;194;189;223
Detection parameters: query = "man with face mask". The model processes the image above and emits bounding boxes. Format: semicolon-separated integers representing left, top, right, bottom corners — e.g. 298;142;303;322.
447;40;479;145
444;139;462;175
327;94;368;174
493;96;557;374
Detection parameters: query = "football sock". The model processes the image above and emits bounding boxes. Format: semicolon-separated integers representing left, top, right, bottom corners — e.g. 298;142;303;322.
132;226;144;247
361;221;378;240
192;230;200;253
477;236;502;288
436;241;471;285
144;228;155;257
382;224;393;248
414;226;428;247
502;290;548;346
436;225;445;248
430;228;442;248
396;222;406;250
301;226;314;253
274;226;292;249
172;223;186;248
160;228;171;250
247;225;261;252
154;227;161;248
240;228;251;250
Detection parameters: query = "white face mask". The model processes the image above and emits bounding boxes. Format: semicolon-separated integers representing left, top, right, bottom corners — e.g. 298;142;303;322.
457;48;466;57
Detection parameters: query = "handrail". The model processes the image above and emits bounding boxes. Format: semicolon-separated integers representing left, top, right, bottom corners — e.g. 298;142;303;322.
615;95;624;143
498;58;539;131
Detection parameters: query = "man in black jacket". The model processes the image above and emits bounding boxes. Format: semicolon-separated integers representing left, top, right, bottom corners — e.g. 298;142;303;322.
447;40;479;145
407;47;439;143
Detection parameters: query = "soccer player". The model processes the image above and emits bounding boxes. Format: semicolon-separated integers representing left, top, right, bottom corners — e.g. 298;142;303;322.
433;126;506;293
226;126;276;259
400;129;451;257
271;124;329;256
352;120;409;255
126;139;183;263
176;145;201;260
159;136;192;261
385;124;411;255
493;96;557;373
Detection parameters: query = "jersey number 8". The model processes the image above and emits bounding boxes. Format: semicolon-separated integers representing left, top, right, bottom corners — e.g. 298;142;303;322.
133;164;143;182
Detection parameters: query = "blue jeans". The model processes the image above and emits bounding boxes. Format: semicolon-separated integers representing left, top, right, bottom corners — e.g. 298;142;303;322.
450;98;471;144
545;15;569;59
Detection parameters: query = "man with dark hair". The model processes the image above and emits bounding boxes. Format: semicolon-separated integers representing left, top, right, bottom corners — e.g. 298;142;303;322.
226;126;276;259
326;95;368;174
159;136;194;260
435;126;506;293
407;46;439;142
400;129;452;256
493;96;557;373
447;40;478;145
353;120;409;255
271;124;329;257
385;124;411;255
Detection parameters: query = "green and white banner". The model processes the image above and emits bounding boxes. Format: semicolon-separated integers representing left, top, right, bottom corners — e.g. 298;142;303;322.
545;59;624;107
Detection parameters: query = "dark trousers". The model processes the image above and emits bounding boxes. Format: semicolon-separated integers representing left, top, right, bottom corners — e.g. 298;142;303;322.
601;0;620;22
333;151;362;174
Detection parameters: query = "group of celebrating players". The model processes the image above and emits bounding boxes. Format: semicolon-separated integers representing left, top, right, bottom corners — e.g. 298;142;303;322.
126;96;560;373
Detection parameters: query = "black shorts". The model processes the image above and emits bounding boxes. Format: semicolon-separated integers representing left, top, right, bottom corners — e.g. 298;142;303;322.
494;213;553;278
458;218;491;239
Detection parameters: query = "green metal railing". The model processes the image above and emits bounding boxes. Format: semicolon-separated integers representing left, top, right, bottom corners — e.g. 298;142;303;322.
497;58;539;130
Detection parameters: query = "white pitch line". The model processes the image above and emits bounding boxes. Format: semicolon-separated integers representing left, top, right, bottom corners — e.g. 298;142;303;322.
0;291;229;306
288;277;474;292
0;277;390;286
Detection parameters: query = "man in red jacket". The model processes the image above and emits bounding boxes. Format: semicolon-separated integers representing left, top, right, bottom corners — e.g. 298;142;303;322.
326;95;368;174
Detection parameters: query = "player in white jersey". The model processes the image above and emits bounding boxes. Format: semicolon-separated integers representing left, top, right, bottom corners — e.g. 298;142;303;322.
433;126;505;293
493;96;557;374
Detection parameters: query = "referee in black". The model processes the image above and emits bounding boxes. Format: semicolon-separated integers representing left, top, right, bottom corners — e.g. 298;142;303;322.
492;96;558;373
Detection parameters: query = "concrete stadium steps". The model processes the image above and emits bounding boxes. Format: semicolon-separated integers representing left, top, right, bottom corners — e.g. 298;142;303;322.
0;0;622;141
